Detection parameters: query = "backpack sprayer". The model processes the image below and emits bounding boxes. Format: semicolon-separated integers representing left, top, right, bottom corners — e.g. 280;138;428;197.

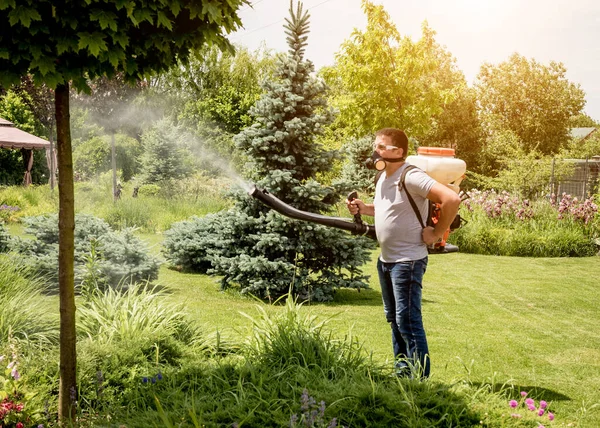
249;147;467;253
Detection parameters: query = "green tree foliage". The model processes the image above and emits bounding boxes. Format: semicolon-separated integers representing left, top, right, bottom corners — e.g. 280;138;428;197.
0;0;246;419
163;2;373;302
160;44;275;134
73;135;111;180
475;53;586;155
419;84;482;171
139;118;192;184
0;90;37;133
561;130;600;160
569;113;599;128
322;1;456;139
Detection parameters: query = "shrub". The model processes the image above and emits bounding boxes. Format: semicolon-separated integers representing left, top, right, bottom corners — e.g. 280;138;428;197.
138;183;161;197
11;213;160;291
451;190;599;256
163;9;373;302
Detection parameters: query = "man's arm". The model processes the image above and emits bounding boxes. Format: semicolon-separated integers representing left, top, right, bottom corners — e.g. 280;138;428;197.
422;182;461;245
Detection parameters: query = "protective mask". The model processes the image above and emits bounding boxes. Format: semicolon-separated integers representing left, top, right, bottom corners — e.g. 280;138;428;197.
365;151;404;171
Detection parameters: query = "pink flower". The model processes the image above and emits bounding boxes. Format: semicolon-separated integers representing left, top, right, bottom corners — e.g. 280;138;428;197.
525;398;535;406
528;404;536;411
16;423;24;428
521;391;528;397
548;412;555;421
538;409;545;416
509;400;518;408
511;413;522;418
540;400;547;409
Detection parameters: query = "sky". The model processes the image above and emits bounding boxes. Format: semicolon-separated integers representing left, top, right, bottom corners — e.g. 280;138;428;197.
229;0;600;121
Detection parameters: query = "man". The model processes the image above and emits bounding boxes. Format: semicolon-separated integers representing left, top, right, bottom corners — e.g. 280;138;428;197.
346;128;460;378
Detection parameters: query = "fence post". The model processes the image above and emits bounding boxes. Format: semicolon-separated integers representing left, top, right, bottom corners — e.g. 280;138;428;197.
549;157;555;199
583;157;588;198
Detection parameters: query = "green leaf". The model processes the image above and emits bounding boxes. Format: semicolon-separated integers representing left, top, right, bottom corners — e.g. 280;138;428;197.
8;6;42;27
0;0;16;11
31;56;56;75
133;8;154;25
90;9;118;32
0;49;9;60
56;37;77;55
170;1;181;16
107;49;126;68
112;32;130;49
156;11;172;30
77;32;108;57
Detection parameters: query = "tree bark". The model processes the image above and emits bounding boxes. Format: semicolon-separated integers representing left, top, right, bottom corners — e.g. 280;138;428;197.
55;83;77;422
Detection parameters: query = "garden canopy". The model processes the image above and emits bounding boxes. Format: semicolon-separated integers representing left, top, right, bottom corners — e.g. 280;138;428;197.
0;116;51;185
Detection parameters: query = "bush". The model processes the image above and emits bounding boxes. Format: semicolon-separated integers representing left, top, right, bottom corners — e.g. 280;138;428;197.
11;213;160;291
451;190;599;256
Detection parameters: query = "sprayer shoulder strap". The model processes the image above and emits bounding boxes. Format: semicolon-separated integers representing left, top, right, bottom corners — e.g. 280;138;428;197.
398;165;427;230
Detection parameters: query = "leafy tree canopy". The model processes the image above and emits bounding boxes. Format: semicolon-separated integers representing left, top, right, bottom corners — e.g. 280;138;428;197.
322;0;457;140
0;0;247;90
475;53;586;155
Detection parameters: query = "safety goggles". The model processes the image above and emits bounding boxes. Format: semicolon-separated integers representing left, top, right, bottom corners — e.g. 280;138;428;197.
373;143;399;151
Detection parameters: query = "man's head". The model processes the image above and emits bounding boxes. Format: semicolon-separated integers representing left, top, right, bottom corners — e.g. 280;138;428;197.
374;128;408;160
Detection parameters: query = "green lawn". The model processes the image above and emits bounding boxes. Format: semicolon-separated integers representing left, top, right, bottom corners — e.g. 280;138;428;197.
152;241;600;426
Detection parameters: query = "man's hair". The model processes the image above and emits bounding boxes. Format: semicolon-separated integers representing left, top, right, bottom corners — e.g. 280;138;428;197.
375;128;408;157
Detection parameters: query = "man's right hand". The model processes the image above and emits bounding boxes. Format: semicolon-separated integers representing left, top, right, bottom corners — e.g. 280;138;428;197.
346;198;366;216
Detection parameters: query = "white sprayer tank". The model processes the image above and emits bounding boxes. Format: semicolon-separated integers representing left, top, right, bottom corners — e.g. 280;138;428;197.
405;147;466;194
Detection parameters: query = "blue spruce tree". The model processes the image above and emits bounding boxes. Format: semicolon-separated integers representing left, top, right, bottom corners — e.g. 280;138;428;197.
163;1;373;301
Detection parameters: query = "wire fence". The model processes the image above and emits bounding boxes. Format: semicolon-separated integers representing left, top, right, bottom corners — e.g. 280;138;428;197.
550;157;600;199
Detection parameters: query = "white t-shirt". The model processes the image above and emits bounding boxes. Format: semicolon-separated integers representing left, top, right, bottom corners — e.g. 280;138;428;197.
374;163;436;262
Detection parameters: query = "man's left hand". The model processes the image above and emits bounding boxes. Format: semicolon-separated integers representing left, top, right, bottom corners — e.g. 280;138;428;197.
422;226;442;246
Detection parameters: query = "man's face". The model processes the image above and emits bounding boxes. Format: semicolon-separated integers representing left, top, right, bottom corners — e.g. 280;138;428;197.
373;135;403;159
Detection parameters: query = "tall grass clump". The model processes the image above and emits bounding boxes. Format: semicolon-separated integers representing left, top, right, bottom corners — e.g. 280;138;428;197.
242;293;367;376
452;190;599;256
76;282;201;414
76;173;231;233
0;255;58;345
0;184;58;222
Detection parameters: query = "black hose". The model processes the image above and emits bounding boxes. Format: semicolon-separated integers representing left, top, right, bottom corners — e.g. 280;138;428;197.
248;185;377;240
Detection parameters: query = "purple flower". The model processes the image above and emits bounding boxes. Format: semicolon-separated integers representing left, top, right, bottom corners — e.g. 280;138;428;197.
538;408;545;416
12;367;20;380
539;400;547;409
521;391;528;397
548;412;554;421
527;403;536;411
525;398;535;406
142;377;148;383
509;400;518;408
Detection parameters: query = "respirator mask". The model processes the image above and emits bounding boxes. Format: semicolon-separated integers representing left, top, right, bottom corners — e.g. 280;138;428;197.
365;144;405;171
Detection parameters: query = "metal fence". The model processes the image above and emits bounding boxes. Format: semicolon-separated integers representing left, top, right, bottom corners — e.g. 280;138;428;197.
550;157;600;199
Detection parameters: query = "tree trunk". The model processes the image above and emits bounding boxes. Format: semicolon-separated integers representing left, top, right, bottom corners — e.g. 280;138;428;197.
111;132;117;201
55;83;77;422
49;125;56;191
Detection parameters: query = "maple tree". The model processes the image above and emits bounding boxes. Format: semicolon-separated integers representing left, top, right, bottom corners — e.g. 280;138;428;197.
0;0;246;421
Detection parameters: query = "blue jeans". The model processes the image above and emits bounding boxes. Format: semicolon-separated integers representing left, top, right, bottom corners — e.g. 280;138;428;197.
377;257;430;378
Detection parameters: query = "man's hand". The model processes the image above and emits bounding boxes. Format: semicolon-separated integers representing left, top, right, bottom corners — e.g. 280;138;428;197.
422;226;442;246
346;198;375;217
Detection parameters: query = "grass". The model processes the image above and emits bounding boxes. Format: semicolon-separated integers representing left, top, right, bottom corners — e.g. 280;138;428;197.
154;245;600;426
